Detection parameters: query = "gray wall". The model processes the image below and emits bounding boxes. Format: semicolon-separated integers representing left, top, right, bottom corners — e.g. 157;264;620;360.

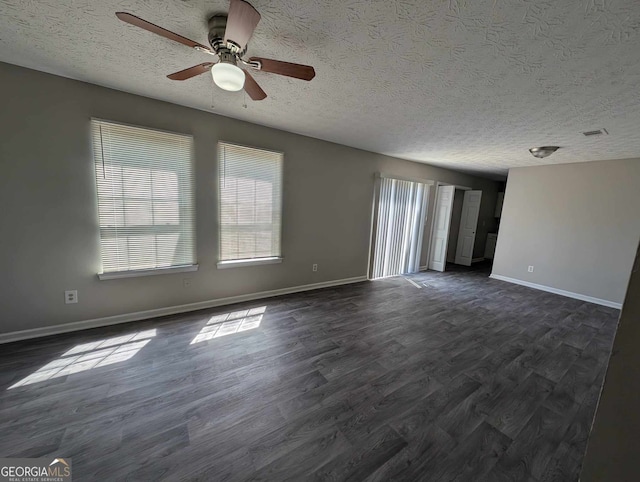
492;159;640;304
0;62;499;335
580;241;639;482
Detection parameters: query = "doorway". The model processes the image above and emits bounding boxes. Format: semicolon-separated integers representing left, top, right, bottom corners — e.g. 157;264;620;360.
427;185;482;272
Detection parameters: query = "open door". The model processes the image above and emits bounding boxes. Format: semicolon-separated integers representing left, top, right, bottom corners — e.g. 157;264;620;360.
428;185;455;272
454;190;482;266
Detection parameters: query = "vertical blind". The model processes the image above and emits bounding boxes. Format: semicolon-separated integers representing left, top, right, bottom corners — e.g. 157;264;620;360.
372;177;429;279
218;142;283;262
91;119;196;274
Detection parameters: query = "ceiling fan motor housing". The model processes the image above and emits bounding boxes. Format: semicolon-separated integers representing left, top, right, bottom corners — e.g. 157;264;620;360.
208;15;227;52
208;15;244;55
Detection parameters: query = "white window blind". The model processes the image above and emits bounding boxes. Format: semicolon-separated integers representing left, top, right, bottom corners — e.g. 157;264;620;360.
218;142;283;263
91;119;196;275
371;177;429;279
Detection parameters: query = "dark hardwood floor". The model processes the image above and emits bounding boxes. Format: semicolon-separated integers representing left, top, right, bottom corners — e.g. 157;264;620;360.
0;263;619;481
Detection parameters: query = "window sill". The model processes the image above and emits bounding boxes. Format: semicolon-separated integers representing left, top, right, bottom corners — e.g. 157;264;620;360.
98;264;199;280
217;257;283;269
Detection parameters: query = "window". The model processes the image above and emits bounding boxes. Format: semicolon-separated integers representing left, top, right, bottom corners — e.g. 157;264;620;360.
91;120;196;278
218;142;283;267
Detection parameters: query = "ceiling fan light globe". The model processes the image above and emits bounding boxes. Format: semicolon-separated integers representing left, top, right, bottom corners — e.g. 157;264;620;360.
211;62;245;92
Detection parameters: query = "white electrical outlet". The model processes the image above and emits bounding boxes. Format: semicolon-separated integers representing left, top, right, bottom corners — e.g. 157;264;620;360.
528;266;534;273
65;290;78;304
312;264;318;272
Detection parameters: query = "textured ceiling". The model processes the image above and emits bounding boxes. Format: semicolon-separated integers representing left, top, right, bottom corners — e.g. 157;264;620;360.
1;0;640;179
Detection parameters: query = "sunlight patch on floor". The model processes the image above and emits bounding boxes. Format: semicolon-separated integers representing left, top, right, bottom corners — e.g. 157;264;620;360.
8;329;157;389
190;306;266;344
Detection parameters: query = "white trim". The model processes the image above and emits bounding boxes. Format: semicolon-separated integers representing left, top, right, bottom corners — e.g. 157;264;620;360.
98;264;199;280
472;257;485;263
489;274;622;309
424;185;438;271
0;276;368;344
217;257;282;269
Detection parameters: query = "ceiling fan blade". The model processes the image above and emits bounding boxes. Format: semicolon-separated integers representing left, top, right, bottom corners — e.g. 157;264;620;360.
249;58;316;81
167;63;215;80
116;12;212;51
224;0;261;51
244;71;267;101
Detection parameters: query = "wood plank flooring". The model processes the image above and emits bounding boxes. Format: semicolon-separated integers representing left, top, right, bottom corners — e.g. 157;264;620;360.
0;263;619;481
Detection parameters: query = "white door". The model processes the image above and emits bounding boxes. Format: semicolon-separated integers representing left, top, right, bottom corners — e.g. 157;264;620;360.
454;190;482;266
428;185;455;272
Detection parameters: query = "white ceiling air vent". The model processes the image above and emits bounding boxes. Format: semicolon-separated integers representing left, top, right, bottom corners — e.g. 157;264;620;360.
582;128;609;137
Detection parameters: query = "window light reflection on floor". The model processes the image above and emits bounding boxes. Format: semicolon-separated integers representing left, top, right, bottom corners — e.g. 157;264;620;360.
8;329;157;389
190;306;266;344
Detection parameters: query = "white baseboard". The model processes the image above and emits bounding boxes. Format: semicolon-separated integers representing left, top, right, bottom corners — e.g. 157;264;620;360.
472;257;485;263
489;274;622;309
0;276;368;345
419;265;429;272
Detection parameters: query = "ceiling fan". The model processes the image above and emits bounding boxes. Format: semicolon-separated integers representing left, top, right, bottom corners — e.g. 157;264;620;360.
116;0;315;101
